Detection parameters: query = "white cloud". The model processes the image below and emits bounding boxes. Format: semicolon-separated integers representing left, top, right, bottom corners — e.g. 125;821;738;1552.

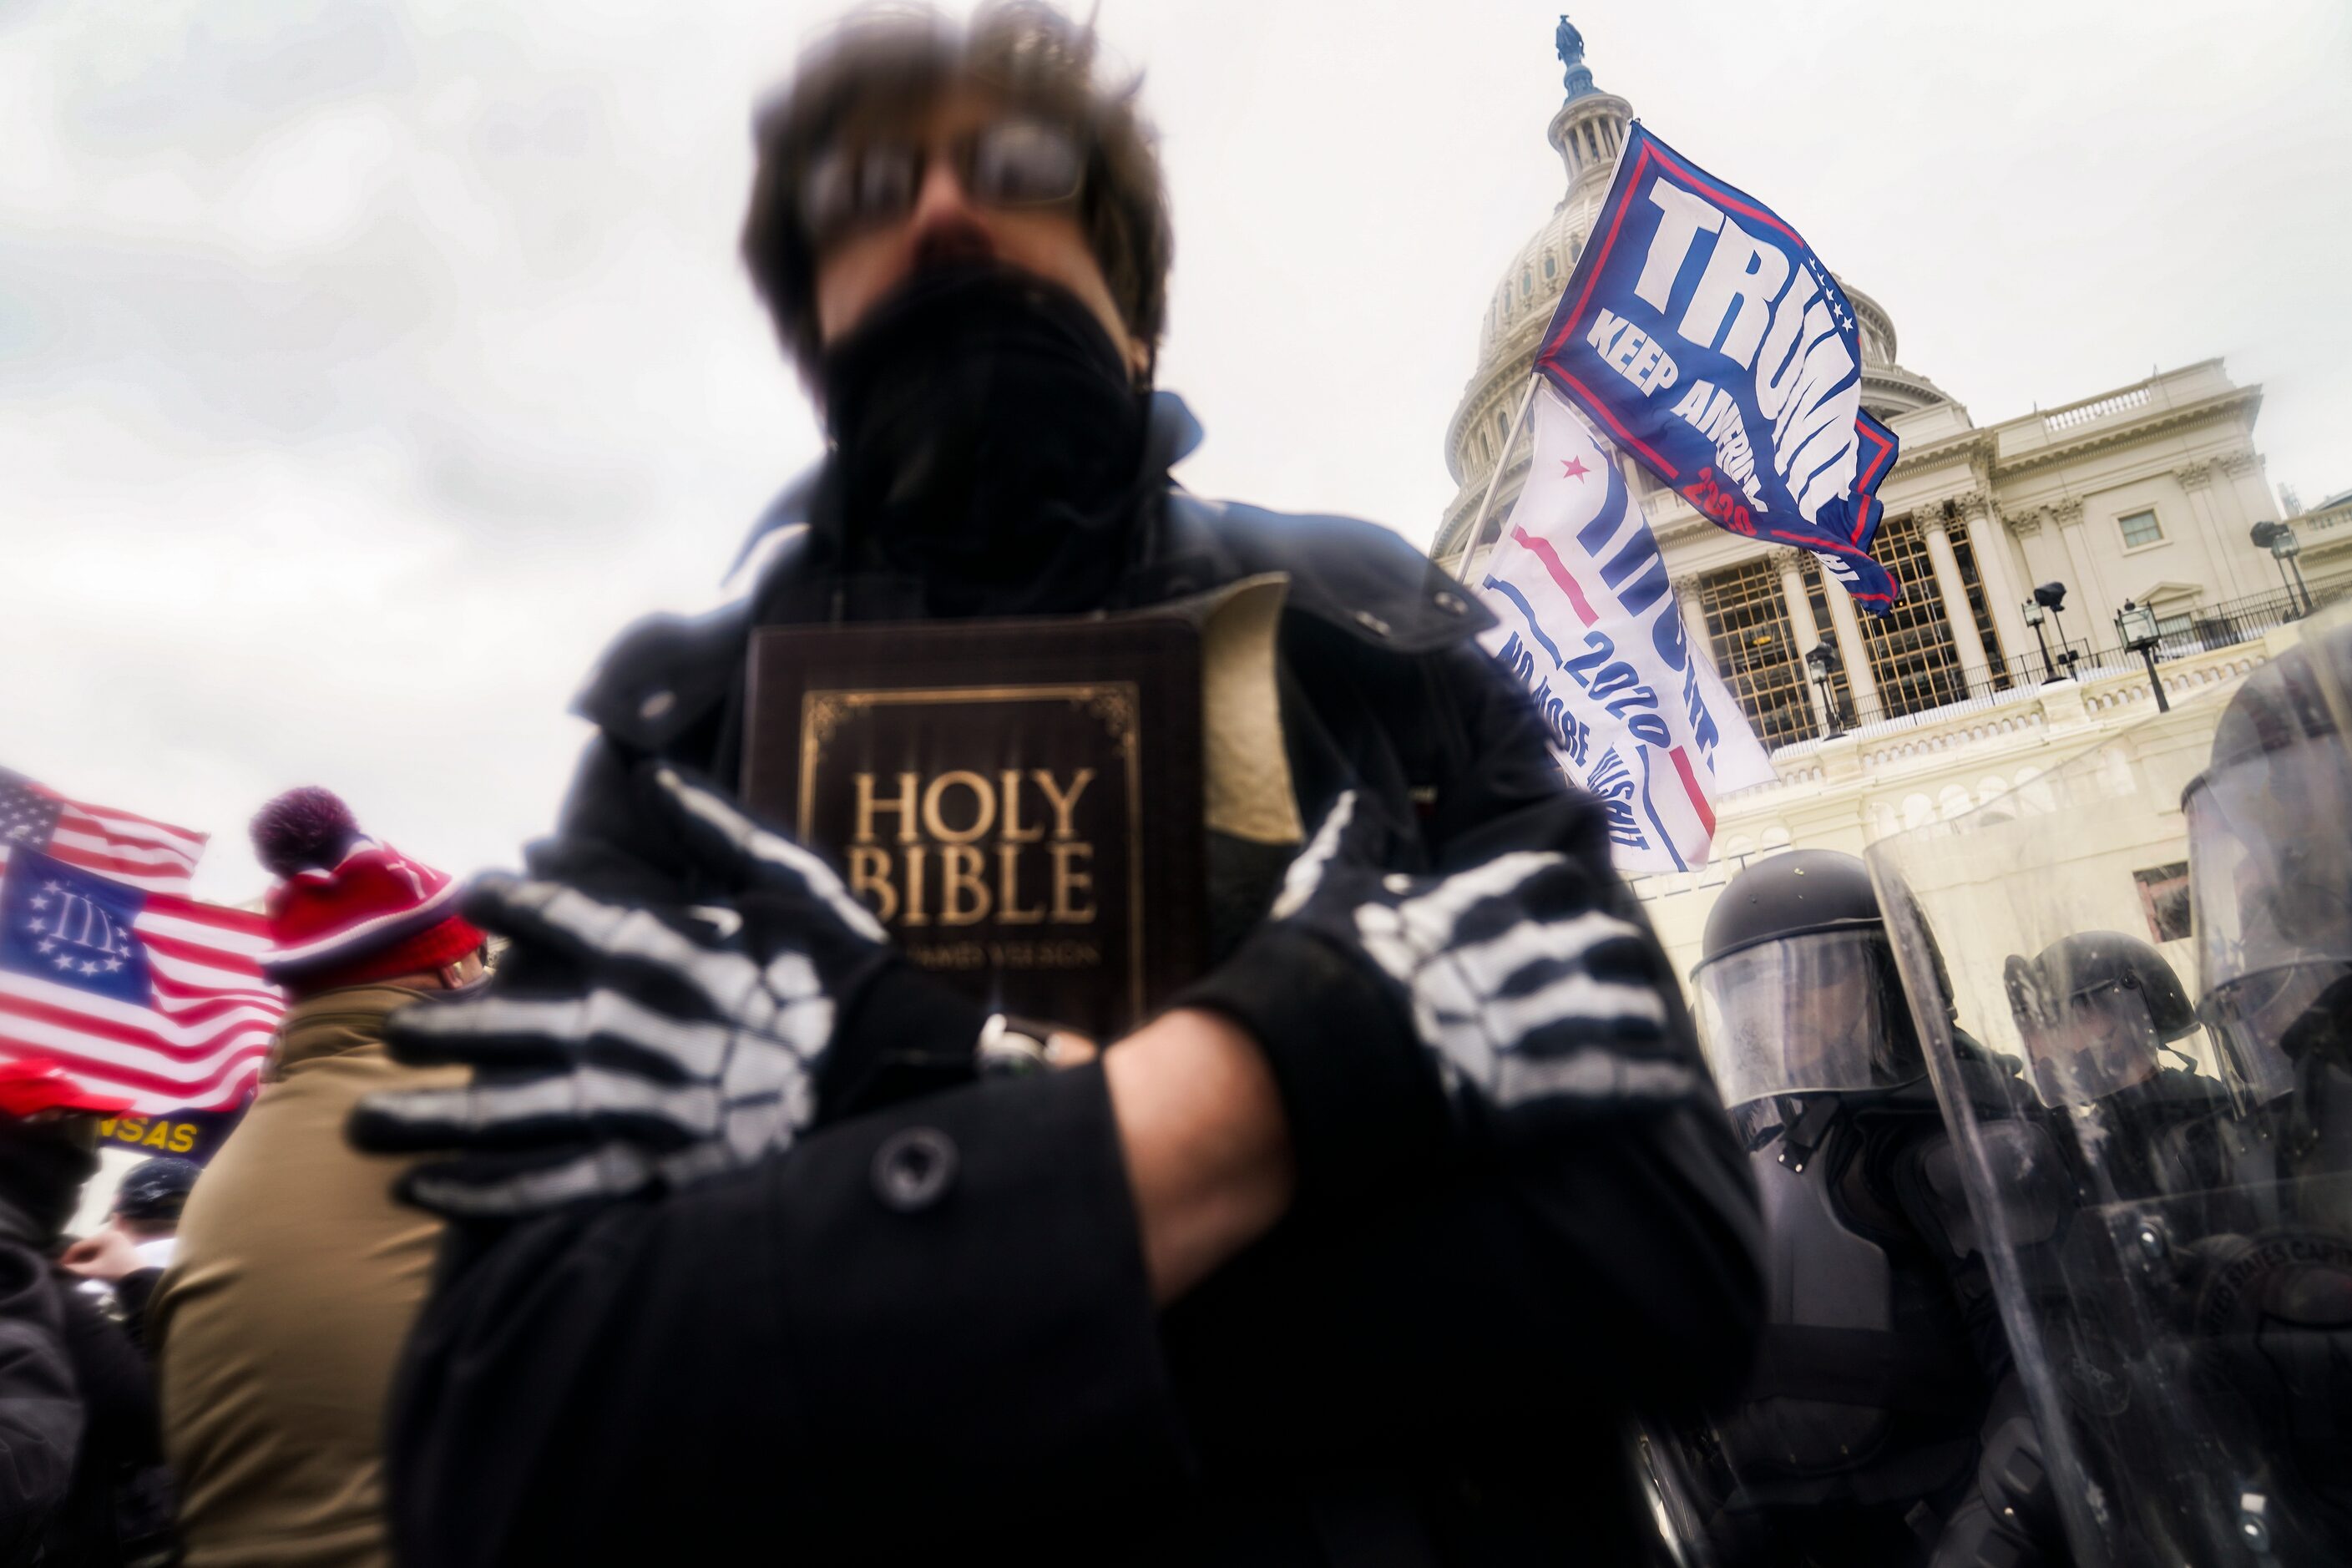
225;104;409;259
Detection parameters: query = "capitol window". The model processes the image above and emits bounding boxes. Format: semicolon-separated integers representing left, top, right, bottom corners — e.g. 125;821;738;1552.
1543;255;1556;281
2117;508;2163;548
1521;270;1532;298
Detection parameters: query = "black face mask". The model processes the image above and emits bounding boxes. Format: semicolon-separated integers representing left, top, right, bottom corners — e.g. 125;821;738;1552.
0;1121;98;1246
816;265;1151;618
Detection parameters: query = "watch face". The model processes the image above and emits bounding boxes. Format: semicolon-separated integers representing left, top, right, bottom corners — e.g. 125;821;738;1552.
979;1014;1053;1076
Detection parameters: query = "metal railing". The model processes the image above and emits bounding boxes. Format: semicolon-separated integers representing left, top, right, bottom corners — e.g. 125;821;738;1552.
1781;581;2346;742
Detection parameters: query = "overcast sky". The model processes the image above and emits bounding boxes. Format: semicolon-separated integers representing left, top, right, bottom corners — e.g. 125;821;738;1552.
4;0;2348;906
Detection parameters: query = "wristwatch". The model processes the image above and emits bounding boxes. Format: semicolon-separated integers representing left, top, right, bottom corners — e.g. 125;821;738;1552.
979;1013;1070;1075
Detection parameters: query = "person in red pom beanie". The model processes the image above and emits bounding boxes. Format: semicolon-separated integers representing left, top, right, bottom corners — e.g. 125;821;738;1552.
250;787;487;997
149;788;483;1568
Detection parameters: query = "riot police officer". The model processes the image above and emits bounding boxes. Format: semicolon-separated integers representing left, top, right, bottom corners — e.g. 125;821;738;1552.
2186;635;2352;1176
1677;849;2065;1568
2004;930;2242;1200
2173;635;2352;1560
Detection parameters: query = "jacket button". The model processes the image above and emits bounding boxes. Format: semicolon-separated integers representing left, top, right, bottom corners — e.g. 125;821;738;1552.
1434;590;1469;615
1352;609;1393;639
872;1126;958;1212
638;690;676;721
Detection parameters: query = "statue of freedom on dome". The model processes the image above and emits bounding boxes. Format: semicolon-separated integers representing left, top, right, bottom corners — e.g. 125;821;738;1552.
1555;16;1595;97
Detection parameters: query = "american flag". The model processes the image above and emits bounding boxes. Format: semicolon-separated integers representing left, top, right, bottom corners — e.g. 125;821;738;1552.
0;768;206;894
0;805;281;1116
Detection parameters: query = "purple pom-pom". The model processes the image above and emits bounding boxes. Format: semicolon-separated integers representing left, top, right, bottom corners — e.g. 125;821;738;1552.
251;787;362;877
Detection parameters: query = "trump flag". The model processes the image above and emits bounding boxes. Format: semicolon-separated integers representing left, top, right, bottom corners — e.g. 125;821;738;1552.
1537;124;1902;612
1478;384;1776;873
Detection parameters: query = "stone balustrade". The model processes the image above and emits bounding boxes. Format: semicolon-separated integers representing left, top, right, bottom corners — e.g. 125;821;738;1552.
1625;626;2294;907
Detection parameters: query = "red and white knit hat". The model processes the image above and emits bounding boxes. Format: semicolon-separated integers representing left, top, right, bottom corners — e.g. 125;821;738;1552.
251;788;484;994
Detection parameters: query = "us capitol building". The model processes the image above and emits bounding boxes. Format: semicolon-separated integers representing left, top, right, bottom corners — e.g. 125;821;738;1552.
1435;20;2352;980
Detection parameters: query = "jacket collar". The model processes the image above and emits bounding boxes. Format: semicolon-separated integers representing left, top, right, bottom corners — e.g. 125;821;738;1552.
267;984;431;1079
579;392;1491;756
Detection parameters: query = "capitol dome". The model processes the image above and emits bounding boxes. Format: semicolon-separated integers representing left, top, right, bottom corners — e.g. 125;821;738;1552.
1432;20;1958;569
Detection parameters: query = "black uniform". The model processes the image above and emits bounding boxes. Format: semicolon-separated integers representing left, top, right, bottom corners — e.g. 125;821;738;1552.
380;394;1765;1565
1674;851;2063;1568
2172;643;2352;1561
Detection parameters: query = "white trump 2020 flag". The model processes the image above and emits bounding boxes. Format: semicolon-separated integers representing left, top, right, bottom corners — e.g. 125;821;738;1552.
1475;382;1776;874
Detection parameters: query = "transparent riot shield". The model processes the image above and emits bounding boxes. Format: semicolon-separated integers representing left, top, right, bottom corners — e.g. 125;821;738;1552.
1869;677;2352;1568
2295;602;2352;746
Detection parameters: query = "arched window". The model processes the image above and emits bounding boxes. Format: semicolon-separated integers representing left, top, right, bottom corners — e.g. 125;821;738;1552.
1521;270;1532;298
1542;254;1556;281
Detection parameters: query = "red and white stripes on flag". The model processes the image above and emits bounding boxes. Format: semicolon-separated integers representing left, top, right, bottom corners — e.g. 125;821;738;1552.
1;770;276;1117
0;869;281;1117
0;769;206;894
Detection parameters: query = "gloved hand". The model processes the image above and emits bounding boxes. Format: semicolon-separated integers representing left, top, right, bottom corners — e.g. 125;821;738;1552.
1173;788;1698;1203
349;764;987;1218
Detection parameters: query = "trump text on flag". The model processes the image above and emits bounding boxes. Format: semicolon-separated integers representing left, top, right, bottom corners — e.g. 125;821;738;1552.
1537;124;1902;611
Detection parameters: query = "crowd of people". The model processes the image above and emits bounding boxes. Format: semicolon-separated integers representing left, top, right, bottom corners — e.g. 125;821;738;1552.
3;4;2344;1565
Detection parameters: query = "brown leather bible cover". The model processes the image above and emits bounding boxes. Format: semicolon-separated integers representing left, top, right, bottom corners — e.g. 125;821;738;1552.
742;613;1208;1040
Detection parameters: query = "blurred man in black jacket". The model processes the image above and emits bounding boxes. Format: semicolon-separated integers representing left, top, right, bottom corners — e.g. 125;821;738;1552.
351;6;1763;1562
0;1060;175;1565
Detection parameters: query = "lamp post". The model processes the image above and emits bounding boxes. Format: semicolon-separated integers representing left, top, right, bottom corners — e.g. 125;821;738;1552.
1803;640;1845;739
2251;522;2313;618
2115;598;2169;712
2031;581;2080;680
2022;601;2054;683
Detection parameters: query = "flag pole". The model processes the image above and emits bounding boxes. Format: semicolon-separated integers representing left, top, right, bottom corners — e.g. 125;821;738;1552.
1459;373;1543;573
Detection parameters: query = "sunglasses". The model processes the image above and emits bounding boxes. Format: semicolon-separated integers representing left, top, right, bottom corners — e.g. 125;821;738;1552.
800;119;1086;252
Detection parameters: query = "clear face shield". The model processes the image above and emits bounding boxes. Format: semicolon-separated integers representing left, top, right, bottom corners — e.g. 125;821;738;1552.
2186;735;2352;1105
2005;959;2172;1107
1692;929;1917;1122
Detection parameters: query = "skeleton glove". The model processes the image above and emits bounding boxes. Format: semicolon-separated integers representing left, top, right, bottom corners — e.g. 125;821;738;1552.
1174;789;1698;1204
349;765;985;1218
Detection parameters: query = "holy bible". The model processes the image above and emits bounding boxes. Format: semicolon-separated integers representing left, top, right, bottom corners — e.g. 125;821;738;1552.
742;582;1296;1042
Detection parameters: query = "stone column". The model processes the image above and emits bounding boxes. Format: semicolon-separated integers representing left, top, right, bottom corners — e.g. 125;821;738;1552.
1769;549;1832;732
1670;573;1714;671
2174;459;2222;534
1961;490;2028;675
2213;451;2281;599
2176;458;2259;601
2010;507;2066;602
1818;564;1882;721
2049;497;2111;640
1919;506;1991;693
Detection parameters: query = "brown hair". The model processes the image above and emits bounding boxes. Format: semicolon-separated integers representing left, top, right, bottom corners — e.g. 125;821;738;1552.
741;2;1173;382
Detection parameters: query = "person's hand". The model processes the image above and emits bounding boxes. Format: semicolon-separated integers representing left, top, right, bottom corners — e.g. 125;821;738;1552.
58;1225;144;1283
349;764;989;1219
1175;788;1699;1201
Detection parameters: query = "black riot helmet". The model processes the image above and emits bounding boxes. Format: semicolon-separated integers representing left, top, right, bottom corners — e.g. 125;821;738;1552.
2183;636;2352;1103
2004;930;2198;1106
1692;850;1927;1111
1700;847;1883;959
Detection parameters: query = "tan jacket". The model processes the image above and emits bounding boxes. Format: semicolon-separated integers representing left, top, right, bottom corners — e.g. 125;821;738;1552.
151;985;463;1568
